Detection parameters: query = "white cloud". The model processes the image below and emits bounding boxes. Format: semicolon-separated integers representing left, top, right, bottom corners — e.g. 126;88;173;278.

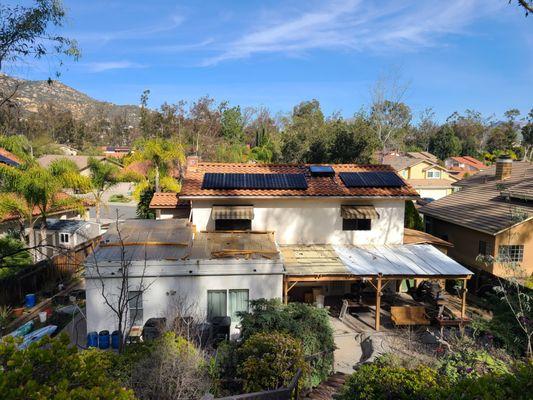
86;61;146;73
202;0;503;65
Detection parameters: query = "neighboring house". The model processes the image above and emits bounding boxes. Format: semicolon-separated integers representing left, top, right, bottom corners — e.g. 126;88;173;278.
101;146;131;158
0;147;22;167
382;152;458;200
58;144;79;156
37;155;123;177
31;219;100;261
86;159;472;335
420;157;532;279
444;156;485;180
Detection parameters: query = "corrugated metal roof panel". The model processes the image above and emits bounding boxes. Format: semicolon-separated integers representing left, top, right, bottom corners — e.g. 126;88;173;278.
334;244;471;277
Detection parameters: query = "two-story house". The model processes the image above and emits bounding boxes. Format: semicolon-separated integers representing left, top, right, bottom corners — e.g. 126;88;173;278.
444;156;485;180
85;160;471;334
420;157;532;280
382;152;458;200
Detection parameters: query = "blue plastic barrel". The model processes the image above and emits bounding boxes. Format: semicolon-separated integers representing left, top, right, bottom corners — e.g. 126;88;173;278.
98;330;110;349
87;331;98;348
111;330;120;349
25;294;36;308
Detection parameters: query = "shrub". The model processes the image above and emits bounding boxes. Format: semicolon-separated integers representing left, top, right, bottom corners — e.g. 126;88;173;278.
238;299;334;386
437;347;509;383
136;187;155;219
0;334;135;399
128;332;211;400
0;237;32;278
238;332;309;393
338;357;441;400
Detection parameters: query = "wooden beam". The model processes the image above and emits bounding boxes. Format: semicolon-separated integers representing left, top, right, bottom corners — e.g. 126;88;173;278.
287;281;298;293
375;274;383;331
284;274;472;282
283;279;289;305
100;241;189;247
461;278;468;319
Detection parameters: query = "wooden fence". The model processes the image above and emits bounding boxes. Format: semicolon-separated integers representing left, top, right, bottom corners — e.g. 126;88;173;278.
0;236;100;307
213;369;302;400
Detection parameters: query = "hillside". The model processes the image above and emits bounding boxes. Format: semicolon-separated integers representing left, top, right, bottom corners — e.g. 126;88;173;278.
0;74;140;127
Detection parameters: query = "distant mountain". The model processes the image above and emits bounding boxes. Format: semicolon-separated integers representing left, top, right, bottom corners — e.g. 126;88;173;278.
0;74;141;127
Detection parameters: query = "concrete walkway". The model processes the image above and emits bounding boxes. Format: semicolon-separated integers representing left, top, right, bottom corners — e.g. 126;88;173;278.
330;317;362;374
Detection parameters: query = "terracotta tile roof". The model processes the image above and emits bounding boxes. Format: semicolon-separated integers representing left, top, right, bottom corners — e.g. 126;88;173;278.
450;156;485;170
407;179;455;189
0;147;22;165
149;192;190;209
180;163;419;198
420;161;533;234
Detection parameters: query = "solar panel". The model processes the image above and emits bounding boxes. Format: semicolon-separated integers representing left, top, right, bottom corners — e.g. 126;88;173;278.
339;172;405;188
202;173;308;190
0;155;19;167
309;165;335;177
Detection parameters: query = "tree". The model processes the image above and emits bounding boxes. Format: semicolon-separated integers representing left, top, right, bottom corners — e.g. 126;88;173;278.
369;73;411;161
327;117;376;164
406;108;438;152
0;0;80;109
88;217;154;353
0;334;135;399
220;105;245;144
429;125;462;160
522;108;533;161
86;157;119;224
511;0;533;16
0;162;85;261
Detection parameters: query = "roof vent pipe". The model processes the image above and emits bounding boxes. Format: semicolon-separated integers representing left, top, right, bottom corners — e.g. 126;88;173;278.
495;155;512;181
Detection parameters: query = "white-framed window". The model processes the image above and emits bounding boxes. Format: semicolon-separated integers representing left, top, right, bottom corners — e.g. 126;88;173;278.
59;233;70;244
426;170;441;179
207;289;249;322
128;291;143;326
498;245;524;263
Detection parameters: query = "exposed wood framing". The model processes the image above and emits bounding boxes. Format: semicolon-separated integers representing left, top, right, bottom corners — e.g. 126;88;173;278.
100;241;189;247
375;274;383;331
461;278;468;319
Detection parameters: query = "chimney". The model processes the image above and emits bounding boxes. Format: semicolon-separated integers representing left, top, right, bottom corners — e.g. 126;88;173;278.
495;155;512;181
185;155;199;175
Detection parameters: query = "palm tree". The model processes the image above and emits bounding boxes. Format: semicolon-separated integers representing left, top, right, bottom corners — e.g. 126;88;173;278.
130;138;185;192
0;162;86;261
86;157;119;224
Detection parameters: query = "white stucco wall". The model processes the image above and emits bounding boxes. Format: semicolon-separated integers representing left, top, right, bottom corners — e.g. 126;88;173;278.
417;188;451;200
190;198;405;245
85;261;283;334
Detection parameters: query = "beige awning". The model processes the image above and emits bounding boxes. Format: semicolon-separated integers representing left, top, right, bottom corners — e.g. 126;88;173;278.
341;205;379;219
212;205;254;220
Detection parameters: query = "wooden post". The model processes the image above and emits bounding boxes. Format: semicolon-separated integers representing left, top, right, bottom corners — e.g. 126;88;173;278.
375;274;382;331
461;278;467;319
283;278;289;305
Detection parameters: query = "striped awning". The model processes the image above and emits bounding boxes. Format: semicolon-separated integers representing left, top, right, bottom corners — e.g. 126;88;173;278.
341;205;379;219
212;205;254;220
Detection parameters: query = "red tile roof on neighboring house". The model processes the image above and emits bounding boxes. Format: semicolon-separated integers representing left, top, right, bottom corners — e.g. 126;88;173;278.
149;192;190;209
179;163;419;198
450;156;485;170
0;147;22;165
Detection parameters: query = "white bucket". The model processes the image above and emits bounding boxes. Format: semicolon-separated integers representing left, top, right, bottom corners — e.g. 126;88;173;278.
39;311;47;323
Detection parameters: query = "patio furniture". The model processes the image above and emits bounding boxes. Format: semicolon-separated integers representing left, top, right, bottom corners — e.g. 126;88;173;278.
126;326;143;343
391;306;430;326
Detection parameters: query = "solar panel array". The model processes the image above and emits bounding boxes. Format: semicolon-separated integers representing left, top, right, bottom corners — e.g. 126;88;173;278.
0;155;19;167
202;173;308;190
309;165;335;177
339;172;405;188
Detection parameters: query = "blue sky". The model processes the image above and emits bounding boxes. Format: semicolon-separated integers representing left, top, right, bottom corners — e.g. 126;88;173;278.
7;0;533;122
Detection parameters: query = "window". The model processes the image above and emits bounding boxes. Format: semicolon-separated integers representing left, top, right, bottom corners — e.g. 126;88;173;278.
207;289;249;322
342;218;371;231
215;219;252;231
128;291;143;326
478;240;492;256
229;290;249;323
426;170;441;179
207;290;227;320
59;233;70;244
498;245;524;263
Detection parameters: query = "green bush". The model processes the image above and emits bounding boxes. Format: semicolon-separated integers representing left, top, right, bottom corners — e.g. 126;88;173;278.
337;356;441;400
338;354;532;400
0;334;135;399
238;299;335;386
437;347;509;383
238;332;309;393
0;237;32;278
